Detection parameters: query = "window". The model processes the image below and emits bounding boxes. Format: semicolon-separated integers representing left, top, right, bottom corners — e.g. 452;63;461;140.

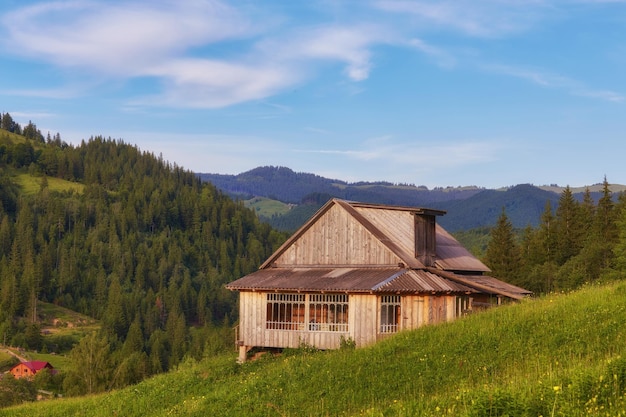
380;295;401;333
266;293;305;330
309;294;349;332
265;293;349;332
456;296;471;316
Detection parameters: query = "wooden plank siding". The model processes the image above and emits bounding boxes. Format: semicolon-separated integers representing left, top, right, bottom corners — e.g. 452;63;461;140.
274;204;403;267
238;291;465;361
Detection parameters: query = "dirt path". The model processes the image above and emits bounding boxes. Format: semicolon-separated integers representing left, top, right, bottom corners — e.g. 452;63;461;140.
1;347;28;362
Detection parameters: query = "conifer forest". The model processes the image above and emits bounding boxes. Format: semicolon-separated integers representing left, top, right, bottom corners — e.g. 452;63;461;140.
0;113;286;396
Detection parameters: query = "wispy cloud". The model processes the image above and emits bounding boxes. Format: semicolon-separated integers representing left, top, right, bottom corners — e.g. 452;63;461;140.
1;0;622;111
1;1;252;74
407;38;456;68
0;1;391;108
483;63;624;102
136;59;300;108
274;24;391;81
298;136;499;169
0;86;83;100
374;0;550;38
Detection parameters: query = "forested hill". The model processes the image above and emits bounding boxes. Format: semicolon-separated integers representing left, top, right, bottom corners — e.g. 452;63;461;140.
200;166;584;232
0;120;286;392
199;166;484;206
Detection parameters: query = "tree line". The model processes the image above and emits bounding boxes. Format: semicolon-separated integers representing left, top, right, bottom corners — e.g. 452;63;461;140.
0;117;287;396
484;177;625;294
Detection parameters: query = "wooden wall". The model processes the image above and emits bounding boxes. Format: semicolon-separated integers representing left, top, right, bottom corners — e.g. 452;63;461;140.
274;204;403;266
238;291;463;361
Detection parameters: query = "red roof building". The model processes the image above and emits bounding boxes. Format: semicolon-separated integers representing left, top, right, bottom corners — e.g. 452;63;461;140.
10;361;54;379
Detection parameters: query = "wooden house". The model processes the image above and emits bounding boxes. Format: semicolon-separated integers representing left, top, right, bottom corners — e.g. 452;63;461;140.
10;361;54;379
226;199;530;362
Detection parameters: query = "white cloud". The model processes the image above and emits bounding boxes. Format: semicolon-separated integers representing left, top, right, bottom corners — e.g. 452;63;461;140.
483;63;624;102
1;1;394;107
1;0;252;74
408;38;456;68
136;59;300;108
255;24;392;82
298;137;499;169
374;0;549;38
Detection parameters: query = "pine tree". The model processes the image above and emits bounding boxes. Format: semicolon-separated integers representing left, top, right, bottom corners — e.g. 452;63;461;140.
483;209;521;283
611;192;626;274
555;185;583;265
537;201;558;265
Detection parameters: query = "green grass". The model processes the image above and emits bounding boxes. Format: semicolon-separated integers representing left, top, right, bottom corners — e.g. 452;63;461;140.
0;351;18;372
13;174;84;195
245;197;292;218
0;131;28;145
4;282;626;416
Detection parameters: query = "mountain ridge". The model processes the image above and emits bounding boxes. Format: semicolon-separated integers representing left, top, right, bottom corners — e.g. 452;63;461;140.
199;166;625;232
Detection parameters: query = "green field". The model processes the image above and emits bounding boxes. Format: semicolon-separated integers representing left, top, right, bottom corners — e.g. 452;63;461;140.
13;173;84;195
245;197;292;217
4;282;626;416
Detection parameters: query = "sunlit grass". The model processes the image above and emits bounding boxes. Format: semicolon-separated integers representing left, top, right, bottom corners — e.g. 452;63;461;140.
13;173;84;195
245;197;292;217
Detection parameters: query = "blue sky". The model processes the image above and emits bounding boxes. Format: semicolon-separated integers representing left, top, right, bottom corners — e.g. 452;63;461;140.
1;0;625;188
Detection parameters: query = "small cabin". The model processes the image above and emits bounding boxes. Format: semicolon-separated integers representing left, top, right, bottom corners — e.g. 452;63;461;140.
10;361;55;379
226;199;530;362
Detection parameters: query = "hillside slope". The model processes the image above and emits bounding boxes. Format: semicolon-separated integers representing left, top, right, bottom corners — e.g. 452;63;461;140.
435;183;561;231
6;282;626;416
0;132;288;392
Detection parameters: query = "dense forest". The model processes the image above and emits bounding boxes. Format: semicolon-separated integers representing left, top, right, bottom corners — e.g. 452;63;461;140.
0;113;287;396
483;178;626;295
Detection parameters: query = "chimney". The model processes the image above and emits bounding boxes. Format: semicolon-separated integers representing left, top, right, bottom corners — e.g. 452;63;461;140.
414;213;436;266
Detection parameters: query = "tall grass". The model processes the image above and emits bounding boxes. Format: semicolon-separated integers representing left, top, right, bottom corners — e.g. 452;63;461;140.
4;282;626;416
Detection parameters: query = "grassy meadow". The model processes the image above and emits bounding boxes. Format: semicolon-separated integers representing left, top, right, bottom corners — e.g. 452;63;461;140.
245;197;292;218
13;173;84;195
4;282;626;416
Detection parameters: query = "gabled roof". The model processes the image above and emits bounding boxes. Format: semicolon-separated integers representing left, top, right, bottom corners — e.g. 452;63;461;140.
259;199;488;272
11;361;53;372
227;199;530;299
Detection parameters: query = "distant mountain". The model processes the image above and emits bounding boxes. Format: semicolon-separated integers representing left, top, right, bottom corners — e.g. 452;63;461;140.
199;166;623;233
433;184;560;231
199;166;484;206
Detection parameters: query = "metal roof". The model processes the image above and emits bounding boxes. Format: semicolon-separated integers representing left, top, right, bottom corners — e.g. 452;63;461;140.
349;201;490;272
460;275;532;296
226;267;504;295
434;225;490;272
231;199;531;299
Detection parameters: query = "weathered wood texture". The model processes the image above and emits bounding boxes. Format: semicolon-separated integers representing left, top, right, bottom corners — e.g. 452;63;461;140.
238;291;462;353
274;204;403;267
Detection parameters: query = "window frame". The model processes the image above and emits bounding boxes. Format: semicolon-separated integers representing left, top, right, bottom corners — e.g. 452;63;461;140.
266;293;306;330
379;295;402;334
265;293;349;333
